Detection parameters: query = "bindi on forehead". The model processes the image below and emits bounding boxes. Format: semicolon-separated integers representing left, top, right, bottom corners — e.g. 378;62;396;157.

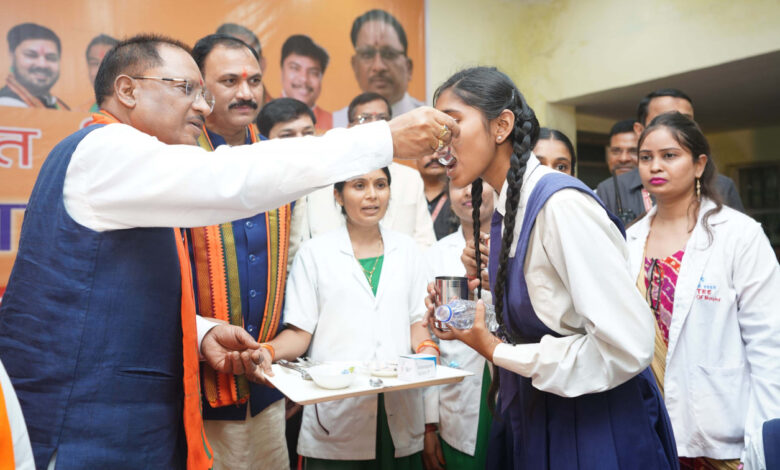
242;67;248;79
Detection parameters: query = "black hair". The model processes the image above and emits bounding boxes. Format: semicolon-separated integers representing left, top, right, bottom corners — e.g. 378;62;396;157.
334;167;392;215
192;33;259;73
636;88;692;126
537;127;576;174
256;97;316;137
608;119;636;139
94;33;192;107
7;22;61;54
350;9;408;54
216;23;262;56
85;34;118;59
434;66;539;413
347;92;392;123
280;34;329;73
638;112;722;242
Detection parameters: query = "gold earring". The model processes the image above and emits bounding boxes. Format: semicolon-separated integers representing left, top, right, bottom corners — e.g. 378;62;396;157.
696;178;701;201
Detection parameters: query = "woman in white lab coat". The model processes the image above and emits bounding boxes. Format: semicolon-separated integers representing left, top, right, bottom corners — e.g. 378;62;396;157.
262;167;435;470
422;181;494;470
627;112;780;470
423;67;678;470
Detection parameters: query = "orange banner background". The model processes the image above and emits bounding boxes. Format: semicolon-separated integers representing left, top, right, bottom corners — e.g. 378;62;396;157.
0;0;426;294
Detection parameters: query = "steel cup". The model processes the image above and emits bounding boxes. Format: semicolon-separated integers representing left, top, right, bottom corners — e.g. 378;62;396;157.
434;276;470;307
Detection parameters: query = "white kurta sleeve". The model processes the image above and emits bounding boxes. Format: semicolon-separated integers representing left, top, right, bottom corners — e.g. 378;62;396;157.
64;121;393;231
732;223;780;464
491;190;654;397
282;242;321;334
196;315;220;358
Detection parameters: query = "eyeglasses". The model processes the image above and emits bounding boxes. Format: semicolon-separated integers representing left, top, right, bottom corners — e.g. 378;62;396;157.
355;47;405;63
645;259;663;314
352;112;391;124
131;76;215;111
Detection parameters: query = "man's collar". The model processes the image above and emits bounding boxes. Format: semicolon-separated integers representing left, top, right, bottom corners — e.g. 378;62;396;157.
204;126;254;148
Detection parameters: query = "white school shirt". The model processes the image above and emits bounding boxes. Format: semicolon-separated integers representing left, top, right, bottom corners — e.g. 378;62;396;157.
627;200;780;466
284;226;430;460
490;153;655;397
288;162;436;267
61;120;393;350
425;228;488;456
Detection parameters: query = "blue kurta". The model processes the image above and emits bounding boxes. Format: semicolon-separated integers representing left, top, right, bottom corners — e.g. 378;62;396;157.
486;172;678;470
196;129;285;420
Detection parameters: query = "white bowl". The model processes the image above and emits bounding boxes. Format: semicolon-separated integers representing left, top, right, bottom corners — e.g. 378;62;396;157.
308;365;356;389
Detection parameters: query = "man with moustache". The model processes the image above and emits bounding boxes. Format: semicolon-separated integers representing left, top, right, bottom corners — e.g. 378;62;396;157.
604;119;638;176
216;23;273;105
82;34;119;112
280;35;331;132
292;92;435;249
190;33;292;469
0;22;69;109
332;9;423;128
417;153;459;240
596;88;743;223
0;33;458;469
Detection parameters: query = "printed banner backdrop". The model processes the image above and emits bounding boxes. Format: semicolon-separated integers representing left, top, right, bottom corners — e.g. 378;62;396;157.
0;0;426;296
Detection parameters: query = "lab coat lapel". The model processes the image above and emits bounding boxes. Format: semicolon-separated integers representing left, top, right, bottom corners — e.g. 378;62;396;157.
626;206;656;277
665;199;719;360
373;225;397;303
336;227;376;299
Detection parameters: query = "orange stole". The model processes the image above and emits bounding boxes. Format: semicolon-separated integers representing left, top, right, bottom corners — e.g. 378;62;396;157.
0;377;15;470
89;110;213;470
191;125;291;408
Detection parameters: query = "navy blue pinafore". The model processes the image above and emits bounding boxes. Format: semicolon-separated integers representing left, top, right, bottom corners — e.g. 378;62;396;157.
486;172;678;469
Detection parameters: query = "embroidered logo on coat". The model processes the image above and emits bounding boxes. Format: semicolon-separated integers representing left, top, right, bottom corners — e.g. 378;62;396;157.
696;277;721;302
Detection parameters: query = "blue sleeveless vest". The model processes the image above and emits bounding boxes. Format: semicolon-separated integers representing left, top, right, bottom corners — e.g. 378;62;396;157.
486;172;677;470
0;125;186;469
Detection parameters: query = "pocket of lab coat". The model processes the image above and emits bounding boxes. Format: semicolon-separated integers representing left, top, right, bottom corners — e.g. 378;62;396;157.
691;363;749;444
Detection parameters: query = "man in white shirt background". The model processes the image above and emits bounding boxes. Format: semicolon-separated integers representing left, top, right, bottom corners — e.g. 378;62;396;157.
332;9;424;128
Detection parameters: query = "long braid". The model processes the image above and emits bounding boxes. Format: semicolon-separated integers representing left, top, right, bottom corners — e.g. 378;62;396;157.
470;178;484;298
492;92;537;340
487;91;539;414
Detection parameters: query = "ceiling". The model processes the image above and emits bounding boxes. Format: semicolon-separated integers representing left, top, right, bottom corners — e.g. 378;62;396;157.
557;50;780;133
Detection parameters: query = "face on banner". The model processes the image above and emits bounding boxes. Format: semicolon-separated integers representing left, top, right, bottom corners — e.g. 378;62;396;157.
13;39;61;96
351;20;413;105
281;53;323;108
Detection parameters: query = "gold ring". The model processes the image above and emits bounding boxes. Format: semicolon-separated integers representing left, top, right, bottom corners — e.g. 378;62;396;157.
438;125;450;139
436;139;445;151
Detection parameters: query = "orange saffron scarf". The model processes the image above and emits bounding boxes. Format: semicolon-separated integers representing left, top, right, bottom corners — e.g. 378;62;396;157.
191;125;291;408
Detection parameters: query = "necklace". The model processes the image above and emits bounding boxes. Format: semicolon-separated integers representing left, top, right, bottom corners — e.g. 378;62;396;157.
359;256;381;286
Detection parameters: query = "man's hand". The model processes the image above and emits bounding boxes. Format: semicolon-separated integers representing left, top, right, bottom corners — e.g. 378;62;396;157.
201;324;266;383
389;107;459;160
423;428;446;470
